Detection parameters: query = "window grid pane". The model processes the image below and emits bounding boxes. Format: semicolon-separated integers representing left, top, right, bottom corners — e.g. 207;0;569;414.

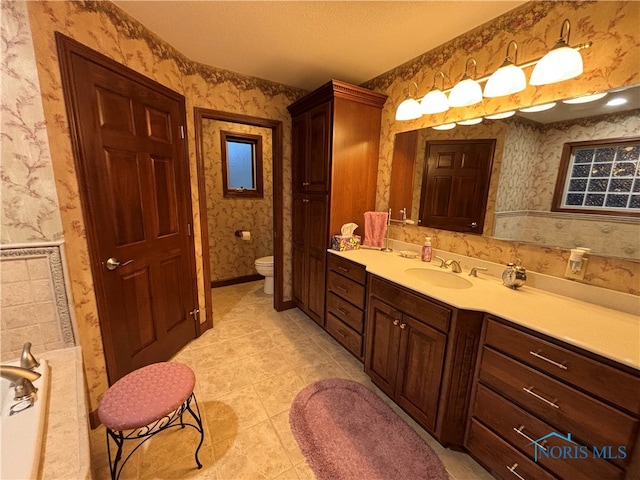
563;142;640;211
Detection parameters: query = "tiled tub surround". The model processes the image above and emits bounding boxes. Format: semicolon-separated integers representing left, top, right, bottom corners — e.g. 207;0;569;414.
0;243;76;361
329;245;640;370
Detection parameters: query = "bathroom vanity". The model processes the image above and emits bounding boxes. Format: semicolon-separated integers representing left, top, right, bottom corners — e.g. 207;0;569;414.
324;247;640;479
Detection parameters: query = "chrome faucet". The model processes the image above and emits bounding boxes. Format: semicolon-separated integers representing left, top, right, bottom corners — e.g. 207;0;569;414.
445;259;462;273
469;266;488;277
434;256;447;268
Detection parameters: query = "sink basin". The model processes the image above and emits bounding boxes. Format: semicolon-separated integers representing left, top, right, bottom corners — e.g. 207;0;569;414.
404;268;473;289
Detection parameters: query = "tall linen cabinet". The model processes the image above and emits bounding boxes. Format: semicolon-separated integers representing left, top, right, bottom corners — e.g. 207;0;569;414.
288;80;387;326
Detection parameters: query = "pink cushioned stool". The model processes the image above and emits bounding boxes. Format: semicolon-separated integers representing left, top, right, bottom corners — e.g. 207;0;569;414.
98;362;204;480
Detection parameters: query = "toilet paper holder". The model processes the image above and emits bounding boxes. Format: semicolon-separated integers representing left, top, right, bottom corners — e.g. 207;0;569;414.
235;230;251;240
234;230;244;237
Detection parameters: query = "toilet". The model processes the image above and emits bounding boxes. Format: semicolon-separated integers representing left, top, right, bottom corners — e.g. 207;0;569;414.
254;256;274;294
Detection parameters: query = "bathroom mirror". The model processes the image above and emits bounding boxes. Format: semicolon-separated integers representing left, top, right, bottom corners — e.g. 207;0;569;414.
389;84;640;259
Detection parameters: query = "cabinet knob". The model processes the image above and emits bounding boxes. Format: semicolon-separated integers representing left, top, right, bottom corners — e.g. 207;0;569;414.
302;182;310;186
399;322;407;329
393;319;399;326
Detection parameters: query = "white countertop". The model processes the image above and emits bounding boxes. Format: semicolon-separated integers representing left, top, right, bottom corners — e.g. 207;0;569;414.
329;248;640;371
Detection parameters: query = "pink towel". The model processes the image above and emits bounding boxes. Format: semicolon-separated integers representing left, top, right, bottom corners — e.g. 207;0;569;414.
363;211;388;248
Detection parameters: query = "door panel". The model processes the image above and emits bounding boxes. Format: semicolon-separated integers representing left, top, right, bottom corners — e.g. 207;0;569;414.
307;103;331;193
365;297;401;397
58;34;197;383
395;314;446;431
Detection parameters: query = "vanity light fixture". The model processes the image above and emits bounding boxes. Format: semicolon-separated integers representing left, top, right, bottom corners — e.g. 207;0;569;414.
395;82;422;121
484;41;526;98
606;97;628;107
448;58;483;108
457;117;483;126
530;19;584;86
432;123;456;130
485;111;516;120
563;92;608;104
520;102;557;113
420;71;450;114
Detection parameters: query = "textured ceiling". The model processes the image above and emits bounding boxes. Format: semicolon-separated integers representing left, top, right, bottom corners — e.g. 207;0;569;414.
113;1;526;91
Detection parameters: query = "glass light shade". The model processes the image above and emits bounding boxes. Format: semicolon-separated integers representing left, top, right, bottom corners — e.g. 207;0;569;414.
606;97;628;107
395;97;422;121
448;77;483;107
457;118;483;125
420;89;449;114
485;111;516;120
530;44;583;85
432;123;456;130
483;63;526;98
520;102;557;113
563;92;607;104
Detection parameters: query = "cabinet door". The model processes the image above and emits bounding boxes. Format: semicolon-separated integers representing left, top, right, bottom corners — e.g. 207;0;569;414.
307;248;326;326
365;297;402;397
292;243;305;308
292;115;307;194
395;314;446;431
306;102;331;193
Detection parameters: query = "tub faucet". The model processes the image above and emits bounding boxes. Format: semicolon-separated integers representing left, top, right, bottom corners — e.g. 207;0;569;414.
0;365;41;400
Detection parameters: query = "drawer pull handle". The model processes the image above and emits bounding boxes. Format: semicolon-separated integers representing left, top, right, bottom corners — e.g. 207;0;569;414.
337;307;349;316
336;329;347;338
523;386;559;409
513;426;547;451
507;463;527;480
529;350;568;370
393;319;400;326
337;266;349;272
337;285;348;292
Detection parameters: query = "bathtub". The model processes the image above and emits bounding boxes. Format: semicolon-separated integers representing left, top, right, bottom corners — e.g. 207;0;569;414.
1;360;50;480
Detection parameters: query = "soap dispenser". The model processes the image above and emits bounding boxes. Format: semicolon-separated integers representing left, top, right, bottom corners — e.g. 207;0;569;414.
421;237;432;262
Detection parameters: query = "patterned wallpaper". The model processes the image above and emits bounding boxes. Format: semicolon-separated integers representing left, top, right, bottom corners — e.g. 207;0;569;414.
367;0;640;294
202;120;274;282
21;0;302;411
1;1;63;243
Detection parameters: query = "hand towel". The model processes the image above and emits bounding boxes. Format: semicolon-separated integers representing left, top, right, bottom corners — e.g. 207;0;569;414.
363;211;388;248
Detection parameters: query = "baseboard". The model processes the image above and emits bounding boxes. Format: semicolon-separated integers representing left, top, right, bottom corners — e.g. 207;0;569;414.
211;274;262;288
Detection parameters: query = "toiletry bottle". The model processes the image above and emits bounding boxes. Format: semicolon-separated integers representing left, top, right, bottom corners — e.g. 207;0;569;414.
421;237;432;262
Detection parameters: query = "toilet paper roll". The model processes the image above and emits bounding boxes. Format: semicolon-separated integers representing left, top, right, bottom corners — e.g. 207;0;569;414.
241;231;251;241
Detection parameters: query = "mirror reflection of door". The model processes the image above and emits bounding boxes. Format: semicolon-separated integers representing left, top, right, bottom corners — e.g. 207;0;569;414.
57;34;198;383
419;140;496;234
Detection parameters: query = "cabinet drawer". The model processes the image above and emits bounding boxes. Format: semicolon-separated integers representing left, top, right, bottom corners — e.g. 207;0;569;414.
326;313;363;358
369;276;450;332
479;347;637;467
486;319;640;415
327;270;365;308
326;292;364;333
472;384;624;480
467;418;557;480
327;255;366;284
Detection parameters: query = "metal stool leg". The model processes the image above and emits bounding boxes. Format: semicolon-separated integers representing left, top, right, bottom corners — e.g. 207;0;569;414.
105;428;125;480
184;393;205;468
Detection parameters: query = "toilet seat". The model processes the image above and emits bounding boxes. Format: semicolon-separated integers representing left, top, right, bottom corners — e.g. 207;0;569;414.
255;256;274;266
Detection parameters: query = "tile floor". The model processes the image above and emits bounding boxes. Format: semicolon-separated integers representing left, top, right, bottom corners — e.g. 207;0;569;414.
89;281;493;479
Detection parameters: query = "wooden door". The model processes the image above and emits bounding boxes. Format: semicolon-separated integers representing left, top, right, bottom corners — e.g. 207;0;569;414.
419;139;495;233
395;314;446;431
389;130;419;220
365;297;402;397
57;34;197;383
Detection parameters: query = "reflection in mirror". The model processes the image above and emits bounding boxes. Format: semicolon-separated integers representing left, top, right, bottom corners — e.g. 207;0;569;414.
388;84;640;259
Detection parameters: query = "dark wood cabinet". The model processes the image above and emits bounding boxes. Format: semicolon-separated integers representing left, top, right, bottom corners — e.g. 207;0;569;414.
325;255;367;360
365;275;483;447
288;80;386;325
466;316;640;480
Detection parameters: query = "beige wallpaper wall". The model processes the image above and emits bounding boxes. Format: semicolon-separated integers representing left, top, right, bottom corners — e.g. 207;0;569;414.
364;0;640;295
21;0;303;411
202;120;274;282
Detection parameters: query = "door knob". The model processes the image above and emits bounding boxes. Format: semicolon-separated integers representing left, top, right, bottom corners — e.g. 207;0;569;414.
467;222;478;229
105;257;133;271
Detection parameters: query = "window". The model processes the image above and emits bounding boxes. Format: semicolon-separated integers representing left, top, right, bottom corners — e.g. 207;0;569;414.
552;137;640;216
220;131;263;198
